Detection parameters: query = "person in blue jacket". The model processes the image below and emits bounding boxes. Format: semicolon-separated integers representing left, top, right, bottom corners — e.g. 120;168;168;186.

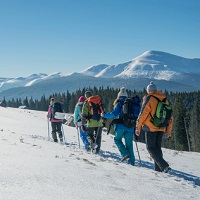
74;96;89;150
101;87;135;166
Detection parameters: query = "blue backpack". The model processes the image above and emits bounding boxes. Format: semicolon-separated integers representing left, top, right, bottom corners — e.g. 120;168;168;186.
122;96;141;128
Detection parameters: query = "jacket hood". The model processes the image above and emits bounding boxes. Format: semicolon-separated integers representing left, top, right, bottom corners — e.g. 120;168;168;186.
148;91;166;101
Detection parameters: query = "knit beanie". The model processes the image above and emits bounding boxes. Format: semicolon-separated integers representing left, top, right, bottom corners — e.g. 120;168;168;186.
85;91;92;98
147;81;157;93
78;96;86;102
50;98;54;105
117;87;128;98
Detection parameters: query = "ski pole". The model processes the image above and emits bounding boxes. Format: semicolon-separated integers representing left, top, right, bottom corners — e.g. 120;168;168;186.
77;127;80;149
47;117;50;141
61;124;66;144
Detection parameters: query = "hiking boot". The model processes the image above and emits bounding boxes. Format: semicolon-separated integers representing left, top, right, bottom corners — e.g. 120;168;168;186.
163;166;171;173
91;143;98;150
120;154;130;162
60;138;63;143
54;139;58;143
86;147;91;152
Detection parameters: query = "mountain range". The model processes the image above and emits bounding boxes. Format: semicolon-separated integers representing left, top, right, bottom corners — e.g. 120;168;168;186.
0;50;200;100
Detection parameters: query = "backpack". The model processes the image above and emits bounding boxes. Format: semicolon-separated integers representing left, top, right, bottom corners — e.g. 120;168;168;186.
121;96;141;128
150;96;172;128
50;102;63;120
107;96;141;133
87;95;103;121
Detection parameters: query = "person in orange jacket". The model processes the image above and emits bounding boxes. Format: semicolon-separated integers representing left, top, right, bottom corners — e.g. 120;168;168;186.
135;81;173;173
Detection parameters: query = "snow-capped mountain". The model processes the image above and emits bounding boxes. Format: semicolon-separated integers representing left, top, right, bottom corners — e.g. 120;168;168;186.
80;51;200;78
0;50;200;100
0;72;66;92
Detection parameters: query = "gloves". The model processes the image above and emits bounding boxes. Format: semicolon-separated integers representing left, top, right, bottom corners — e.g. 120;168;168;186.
166;134;171;138
135;129;140;136
75;123;78;129
81;125;86;132
102;118;106;127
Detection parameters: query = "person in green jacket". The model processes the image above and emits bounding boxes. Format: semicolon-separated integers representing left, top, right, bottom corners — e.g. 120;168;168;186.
81;91;103;154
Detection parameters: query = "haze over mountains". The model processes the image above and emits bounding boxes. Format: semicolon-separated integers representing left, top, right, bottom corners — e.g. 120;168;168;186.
0;50;200;100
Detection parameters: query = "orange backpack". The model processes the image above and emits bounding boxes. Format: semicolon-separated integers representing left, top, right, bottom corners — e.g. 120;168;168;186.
87;95;103;121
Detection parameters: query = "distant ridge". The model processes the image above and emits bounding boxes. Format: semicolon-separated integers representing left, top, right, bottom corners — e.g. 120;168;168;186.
0;50;200;100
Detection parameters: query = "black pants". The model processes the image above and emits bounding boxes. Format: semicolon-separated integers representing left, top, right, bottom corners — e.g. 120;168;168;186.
145;131;169;172
87;127;102;153
51;122;62;140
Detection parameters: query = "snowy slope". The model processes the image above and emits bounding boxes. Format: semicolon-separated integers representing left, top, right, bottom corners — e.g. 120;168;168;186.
80;64;109;76
0;107;200;200
115;51;200;82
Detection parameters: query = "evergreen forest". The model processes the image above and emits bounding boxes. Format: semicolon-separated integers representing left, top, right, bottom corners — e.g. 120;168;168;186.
1;86;200;153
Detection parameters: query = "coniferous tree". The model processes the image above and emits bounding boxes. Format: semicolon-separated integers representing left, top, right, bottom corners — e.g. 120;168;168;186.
188;100;200;152
172;95;189;151
23;97;29;109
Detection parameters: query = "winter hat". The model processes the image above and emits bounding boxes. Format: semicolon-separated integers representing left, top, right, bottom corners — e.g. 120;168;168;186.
85;91;92;98
147;81;157;93
117;87;128;98
78;96;86;102
50;98;54;105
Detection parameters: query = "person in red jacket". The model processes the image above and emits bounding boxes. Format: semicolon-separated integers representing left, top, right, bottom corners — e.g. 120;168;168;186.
135;81;173;173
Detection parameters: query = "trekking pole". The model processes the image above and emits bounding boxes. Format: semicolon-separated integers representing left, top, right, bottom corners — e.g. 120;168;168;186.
77;127;81;149
61;124;67;144
47;117;50;141
135;140;141;164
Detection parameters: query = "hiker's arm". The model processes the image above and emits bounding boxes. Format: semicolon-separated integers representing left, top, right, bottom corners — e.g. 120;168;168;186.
103;103;121;119
47;107;51;118
136;96;151;131
73;106;79;124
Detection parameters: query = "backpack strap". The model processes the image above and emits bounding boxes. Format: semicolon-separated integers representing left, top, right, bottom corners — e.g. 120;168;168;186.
149;95;167;119
150;95;166;103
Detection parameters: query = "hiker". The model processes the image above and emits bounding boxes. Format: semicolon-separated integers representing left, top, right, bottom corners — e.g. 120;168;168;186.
135;81;173;173
101;87;136;166
81;91;103;154
74;96;89;150
47;98;63;143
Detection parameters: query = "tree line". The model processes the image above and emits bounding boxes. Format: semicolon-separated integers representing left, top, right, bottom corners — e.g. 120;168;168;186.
2;87;200;153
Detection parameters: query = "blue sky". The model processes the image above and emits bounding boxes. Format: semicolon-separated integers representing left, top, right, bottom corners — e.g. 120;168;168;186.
0;0;199;78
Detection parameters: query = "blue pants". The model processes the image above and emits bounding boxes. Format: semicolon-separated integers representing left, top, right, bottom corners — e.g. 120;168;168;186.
114;129;135;165
78;126;89;150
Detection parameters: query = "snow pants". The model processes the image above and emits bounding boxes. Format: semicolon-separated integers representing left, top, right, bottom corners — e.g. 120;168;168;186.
51;122;63;141
114;129;135;166
145;131;169;172
87;127;102;153
78;126;89;150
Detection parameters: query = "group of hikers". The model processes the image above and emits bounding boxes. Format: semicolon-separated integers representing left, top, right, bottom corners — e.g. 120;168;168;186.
47;81;173;173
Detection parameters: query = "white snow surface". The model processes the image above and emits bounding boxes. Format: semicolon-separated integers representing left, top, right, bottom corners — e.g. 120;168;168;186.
0;107;200;200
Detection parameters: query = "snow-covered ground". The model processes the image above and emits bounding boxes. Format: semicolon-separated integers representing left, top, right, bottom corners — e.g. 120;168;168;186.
0;107;199;200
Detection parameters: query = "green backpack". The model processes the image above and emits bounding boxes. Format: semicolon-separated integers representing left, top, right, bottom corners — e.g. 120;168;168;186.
150;96;172;128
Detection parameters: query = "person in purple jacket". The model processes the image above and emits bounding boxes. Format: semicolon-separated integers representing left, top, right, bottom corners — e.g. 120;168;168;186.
47;98;63;143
